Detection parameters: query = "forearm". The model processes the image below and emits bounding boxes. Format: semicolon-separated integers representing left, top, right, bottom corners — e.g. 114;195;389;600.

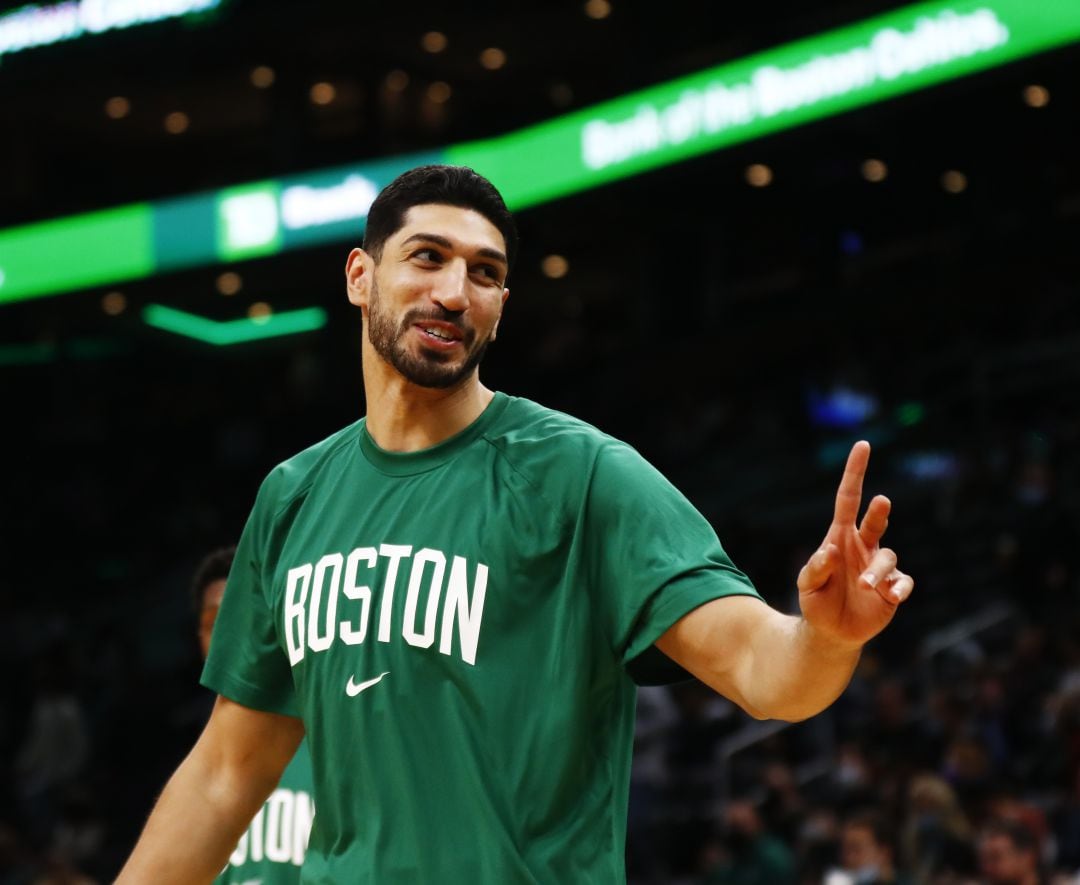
116;739;276;884
657;596;862;723
728;608;862;721
117;696;301;884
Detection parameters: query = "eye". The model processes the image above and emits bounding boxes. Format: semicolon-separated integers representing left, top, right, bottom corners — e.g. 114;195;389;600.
411;248;442;264
472;264;502;283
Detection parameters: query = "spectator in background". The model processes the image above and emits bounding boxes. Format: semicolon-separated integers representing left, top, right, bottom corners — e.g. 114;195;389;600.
825;810;909;885
978;819;1045;885
191;547;315;885
901;774;976;882
700;800;795;884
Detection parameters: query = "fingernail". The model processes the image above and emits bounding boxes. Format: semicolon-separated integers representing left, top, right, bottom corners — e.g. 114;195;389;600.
863;572;878;587
891;586;904;602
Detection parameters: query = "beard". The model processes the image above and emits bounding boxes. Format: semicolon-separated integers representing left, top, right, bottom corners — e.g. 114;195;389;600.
366;279;493;389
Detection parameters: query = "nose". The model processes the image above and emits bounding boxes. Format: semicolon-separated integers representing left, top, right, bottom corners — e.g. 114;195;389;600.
430;258;469;313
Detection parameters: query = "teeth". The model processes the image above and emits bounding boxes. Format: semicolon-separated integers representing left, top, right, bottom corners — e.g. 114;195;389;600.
421;326;454;341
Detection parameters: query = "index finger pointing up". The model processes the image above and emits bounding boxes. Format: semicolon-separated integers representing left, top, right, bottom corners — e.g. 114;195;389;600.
833;440;871;527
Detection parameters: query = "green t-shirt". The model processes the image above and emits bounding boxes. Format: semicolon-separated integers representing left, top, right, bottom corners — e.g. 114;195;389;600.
203;392;759;883
214;739;314;885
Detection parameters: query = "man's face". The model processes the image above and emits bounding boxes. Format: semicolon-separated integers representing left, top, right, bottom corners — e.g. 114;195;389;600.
198;578;227;660
978;833;1033;884
840;824;885;873
349;204;510;389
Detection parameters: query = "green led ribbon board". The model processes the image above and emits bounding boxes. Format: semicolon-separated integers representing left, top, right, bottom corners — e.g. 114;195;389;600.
448;0;1080;207
1;0;1079;306
0;0;222;61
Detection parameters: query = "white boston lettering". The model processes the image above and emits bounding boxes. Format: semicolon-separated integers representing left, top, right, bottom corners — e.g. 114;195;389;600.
376;544;412;643
282;544;489;666
284;564;313;666
340;547;376;645
440;557;488;666
307;553;343;653
227;789;313;870
403;548;445;649
263;788;294;863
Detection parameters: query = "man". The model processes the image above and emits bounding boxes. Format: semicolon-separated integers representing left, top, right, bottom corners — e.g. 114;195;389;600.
825;810;909;884
193;547;314;884
119;165;914;883
978;820;1046;885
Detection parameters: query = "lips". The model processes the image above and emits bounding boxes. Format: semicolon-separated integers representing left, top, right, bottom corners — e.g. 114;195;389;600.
413;320;465;348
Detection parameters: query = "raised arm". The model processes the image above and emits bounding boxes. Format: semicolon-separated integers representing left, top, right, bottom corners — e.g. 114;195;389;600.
116;695;304;884
657;441;914;722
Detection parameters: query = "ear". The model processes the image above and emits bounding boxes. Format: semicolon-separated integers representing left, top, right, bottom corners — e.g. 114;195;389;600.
345;248;375;310
490;287;510;341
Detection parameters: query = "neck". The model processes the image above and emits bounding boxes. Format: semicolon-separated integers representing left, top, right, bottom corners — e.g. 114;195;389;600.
361;337;494;452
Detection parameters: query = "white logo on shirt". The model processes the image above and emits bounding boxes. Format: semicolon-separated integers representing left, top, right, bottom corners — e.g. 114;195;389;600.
346;671;389;697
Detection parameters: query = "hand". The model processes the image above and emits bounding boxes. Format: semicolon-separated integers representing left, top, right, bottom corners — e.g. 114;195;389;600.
796;441;914;648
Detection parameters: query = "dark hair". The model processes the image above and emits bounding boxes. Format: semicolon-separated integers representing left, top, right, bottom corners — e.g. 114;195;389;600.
363;165;518;275
844;809;893;851
191;546;236;612
981;819;1039;855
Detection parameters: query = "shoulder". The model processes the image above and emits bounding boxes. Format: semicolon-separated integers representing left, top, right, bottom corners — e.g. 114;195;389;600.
482;394;651;498
485;394;628;468
255;420;364;517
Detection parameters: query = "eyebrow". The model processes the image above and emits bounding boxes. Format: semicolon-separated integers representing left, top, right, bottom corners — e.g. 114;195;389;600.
400;232;508;267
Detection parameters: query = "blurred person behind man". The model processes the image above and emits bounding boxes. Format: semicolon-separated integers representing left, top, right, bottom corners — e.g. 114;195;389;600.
824;810;910;885
700;800;795;884
978;819;1046;885
193;548;314;884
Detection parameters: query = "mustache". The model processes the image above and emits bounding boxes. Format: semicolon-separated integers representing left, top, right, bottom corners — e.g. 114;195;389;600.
401;307;469;337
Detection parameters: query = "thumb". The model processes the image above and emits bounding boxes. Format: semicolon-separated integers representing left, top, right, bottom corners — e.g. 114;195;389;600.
798;544;838;593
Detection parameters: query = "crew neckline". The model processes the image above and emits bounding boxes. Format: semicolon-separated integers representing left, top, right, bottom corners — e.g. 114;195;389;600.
358;392;509;476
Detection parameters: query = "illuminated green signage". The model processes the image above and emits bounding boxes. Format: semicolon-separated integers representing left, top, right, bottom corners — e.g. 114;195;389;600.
0;204;154;302
0;0;221;61
0;152;440;304
1;0;1079;307
449;0;1080;207
143;304;327;345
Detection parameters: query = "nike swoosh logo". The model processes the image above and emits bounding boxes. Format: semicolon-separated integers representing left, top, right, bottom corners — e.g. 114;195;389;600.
346;671;390;697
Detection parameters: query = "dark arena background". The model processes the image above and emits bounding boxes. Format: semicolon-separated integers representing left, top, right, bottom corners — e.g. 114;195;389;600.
2;1;1079;882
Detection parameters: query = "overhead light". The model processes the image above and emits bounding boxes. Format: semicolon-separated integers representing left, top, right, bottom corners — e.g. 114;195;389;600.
479;48;506;70
310;82;336;106
104;96;130;119
861;158;888;182
250;65;275;89
584;0;612;19
102;291;127;315
745;163;773;187
216;272;242;296
385;69;409;93
942;170;967;193
541;255;569;279
248;302;273;321
421;31;448;53
164;111;190;134
426;81;452;104
1022;84;1049;108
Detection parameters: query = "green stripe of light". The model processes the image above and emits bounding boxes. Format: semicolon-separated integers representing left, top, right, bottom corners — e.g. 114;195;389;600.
0;203;155;304
448;0;1080;208
142;304;327;345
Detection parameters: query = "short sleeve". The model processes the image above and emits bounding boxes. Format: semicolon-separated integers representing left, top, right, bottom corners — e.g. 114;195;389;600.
201;471;299;717
584;442;761;677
